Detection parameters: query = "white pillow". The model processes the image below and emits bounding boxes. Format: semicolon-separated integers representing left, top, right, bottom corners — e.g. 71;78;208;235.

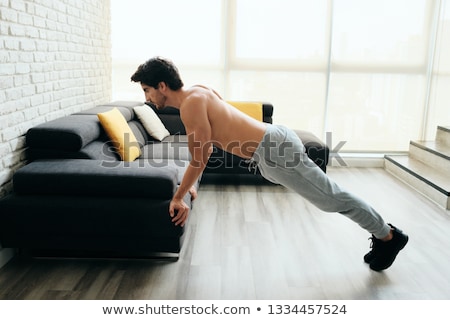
133;105;170;141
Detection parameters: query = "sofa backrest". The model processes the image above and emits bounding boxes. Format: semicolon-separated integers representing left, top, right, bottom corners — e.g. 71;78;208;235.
147;102;274;133
25;101;274;161
147;104;187;135
26;102;146;161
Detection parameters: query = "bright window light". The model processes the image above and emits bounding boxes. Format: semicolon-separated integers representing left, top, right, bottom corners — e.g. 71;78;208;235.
111;0;450;152
235;0;328;64
111;0;221;65
332;0;428;67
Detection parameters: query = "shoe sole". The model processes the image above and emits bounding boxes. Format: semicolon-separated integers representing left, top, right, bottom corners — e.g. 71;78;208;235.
364;251;376;264
369;234;409;271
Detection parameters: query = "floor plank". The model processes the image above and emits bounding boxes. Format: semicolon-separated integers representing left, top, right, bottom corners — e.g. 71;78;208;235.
0;167;449;300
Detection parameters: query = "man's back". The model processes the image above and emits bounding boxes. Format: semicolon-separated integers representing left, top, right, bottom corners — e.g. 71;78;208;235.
180;85;267;159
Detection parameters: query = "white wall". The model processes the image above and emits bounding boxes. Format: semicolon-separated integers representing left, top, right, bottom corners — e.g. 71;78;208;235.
0;0;112;267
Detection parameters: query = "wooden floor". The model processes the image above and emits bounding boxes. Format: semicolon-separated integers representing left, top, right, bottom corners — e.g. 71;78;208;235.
1;167;450;300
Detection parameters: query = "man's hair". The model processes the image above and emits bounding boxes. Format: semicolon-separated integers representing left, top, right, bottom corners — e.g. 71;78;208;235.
130;57;184;90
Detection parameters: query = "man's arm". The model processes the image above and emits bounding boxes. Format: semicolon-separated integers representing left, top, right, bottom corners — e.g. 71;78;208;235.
169;95;212;226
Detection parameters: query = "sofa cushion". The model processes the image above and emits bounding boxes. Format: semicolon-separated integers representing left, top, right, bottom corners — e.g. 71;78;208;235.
227;101;263;121
143;104;185;135
97;108;141;162
26;137;121;161
13;159;179;199
135;158;194;185
26;115;102;151
140;142;191;161
160;134;188;143
128;120;148;147
133;105;170;141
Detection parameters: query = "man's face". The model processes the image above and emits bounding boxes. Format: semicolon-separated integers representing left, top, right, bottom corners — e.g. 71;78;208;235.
141;83;166;109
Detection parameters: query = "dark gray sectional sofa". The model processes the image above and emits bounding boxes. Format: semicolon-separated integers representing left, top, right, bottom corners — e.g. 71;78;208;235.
0;101;329;259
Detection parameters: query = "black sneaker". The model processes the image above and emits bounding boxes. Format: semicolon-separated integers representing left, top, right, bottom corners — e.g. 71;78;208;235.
364;224;409;271
363;240;377;264
363;224;402;264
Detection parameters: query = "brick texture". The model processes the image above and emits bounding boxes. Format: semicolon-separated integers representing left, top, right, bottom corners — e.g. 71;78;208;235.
0;0;112;198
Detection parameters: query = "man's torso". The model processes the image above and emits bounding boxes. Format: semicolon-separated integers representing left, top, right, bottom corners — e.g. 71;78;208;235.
181;86;267;159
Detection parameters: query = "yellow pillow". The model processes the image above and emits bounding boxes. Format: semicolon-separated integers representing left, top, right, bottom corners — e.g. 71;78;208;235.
97;107;141;161
227;101;263;121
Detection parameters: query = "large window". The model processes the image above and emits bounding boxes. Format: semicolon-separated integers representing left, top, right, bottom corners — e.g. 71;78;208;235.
111;0;223;100
427;0;450;139
111;0;450;152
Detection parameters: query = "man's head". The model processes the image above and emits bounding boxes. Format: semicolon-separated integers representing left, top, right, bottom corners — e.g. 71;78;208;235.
130;57;183;90
131;57;184;108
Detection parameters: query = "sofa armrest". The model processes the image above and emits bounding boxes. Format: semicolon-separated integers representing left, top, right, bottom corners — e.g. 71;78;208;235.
294;129;330;173
13;159;178;199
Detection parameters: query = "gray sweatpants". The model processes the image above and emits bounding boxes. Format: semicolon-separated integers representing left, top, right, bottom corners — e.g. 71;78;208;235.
252;124;391;239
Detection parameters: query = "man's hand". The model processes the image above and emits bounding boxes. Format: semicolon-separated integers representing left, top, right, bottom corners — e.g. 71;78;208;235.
169;197;190;227
169;186;197;227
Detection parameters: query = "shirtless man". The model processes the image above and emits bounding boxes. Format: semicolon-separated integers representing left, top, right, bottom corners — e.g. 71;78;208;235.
131;57;408;271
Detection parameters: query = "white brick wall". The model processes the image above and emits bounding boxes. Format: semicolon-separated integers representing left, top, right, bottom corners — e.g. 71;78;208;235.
0;0;112;265
0;0;112;197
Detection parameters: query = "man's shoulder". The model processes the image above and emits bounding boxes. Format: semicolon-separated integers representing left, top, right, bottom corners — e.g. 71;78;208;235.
179;92;208;122
190;85;223;99
182;92;208;111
